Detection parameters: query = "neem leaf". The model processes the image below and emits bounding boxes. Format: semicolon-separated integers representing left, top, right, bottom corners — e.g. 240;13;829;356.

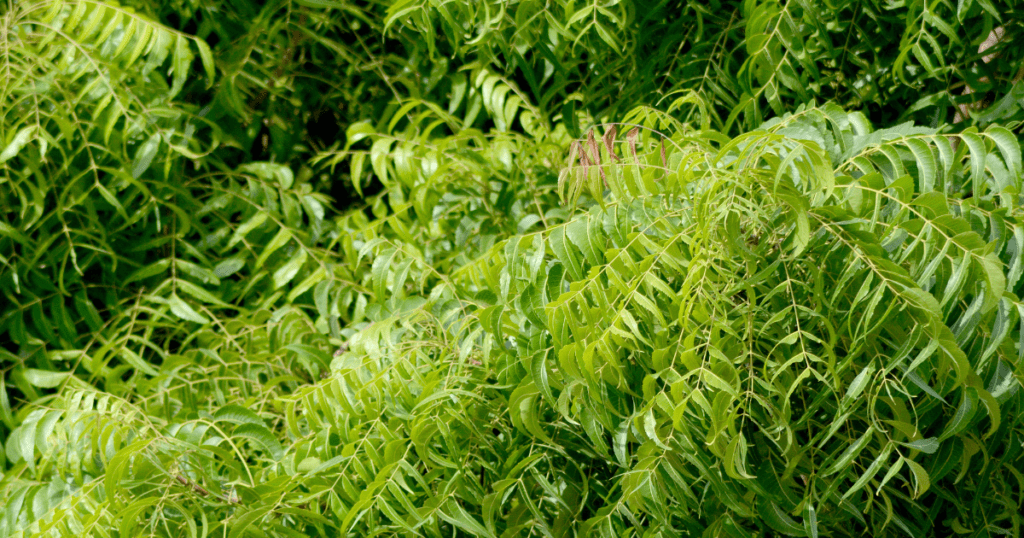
132;133;161;178
977;252;1006;314
228;506;273;538
0;126;36;163
905;458;931;498
194;38;216;88
232;423;284;461
804;504;818;538
902;437;940;454
940;387;979;441
214;404;265;426
842;444;892;501
168;294;210;324
758;500;807;537
824;426;874;476
24;369;71;389
273;249;308;289
842;364;875;407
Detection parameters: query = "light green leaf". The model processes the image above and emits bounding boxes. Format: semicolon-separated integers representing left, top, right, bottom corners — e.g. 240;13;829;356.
842;444;892;501
902;437;939;454
255;228;294;269
439;499;497;538
214;404;265;426
842;365;874;407
272;249;308;289
905;458;931;498
240;162;294;189
824;426;874;476
132;133;161;178
24;369;71;389
228;506;273;538
195;38;216;87
0;126;36;163
233;423;284;461
168;294;210;324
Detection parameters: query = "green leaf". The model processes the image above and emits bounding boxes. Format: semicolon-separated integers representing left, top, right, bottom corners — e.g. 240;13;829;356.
438;499;497;538
132;133;161;178
905;458;931;498
940;388;979;441
214;404;265;426
23;369;71;389
804;504;818;538
902;438;940;454
255;228;294;269
195;38;216;88
228;506;273;538
824;426;874;476
233;423;284;461
0;126;36;163
125;259;171;284
565;217;603;266
977;252;1006;314
214;258;246;278
371;248;398;299
270;249;308;288
170;34;191;97
959;132;987;193
239;162;294;189
842;444;892;501
177;280;230;307
985;126;1021;178
168;294;210;324
758;500;807;537
842;365;875;407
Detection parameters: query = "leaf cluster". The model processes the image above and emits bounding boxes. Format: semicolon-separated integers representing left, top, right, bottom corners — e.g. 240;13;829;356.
3;1;1024;537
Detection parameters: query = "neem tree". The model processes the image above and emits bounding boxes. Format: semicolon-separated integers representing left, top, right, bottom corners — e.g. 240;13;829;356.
1;0;1023;536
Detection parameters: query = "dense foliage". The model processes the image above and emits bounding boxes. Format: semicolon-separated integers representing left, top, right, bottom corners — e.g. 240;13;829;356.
2;0;1024;536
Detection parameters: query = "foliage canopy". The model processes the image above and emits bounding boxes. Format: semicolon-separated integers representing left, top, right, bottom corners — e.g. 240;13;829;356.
2;0;1024;537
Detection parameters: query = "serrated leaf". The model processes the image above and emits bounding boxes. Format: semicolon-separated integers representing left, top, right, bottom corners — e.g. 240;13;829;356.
24;369;71;389
111;17;138;59
132;133;161;178
195;38;216;88
255;227;293;269
168;294;210;324
759;500;807;536
233;423;284;461
903;437;940;454
272;249;308;289
170;34;191;97
824;426;874;476
804;504;818;538
371;248;398;299
240;162;294;189
985;126;1021;178
940;387;979;441
842;444;892;501
0;126;36;163
905;458;931;498
123;23;153;67
214;404;265;426
438;499;497;538
177;279;230;307
842;365;874;407
124;258;171;282
227;211;269;249
228;506;273;538
214;258;246;278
